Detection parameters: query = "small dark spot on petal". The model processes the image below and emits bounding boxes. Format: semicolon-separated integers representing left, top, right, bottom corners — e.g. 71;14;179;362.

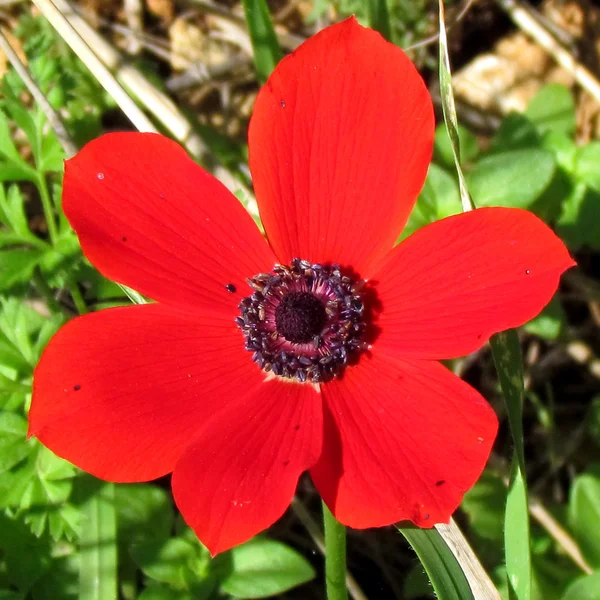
121;237;127;242
435;480;445;486
280;100;286;108
477;334;483;339
294;425;300;431
283;460;290;466
225;283;236;293
73;385;81;391
424;514;430;520
159;193;165;199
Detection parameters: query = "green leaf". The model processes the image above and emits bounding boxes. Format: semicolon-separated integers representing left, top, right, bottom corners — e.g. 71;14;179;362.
77;477;117;600
136;585;195;600
561;572;600;600
568;465;600;568
467;149;556;209
242;0;282;82
461;470;506;541
0;412;32;473
0;443;78;540
0;110;37;182
556;184;600;250
401;163;461;239
525;84;576;136
573;142;600;191
0;249;45;291
131;536;205;588
434;124;479;168
490;331;532;600
367;0;391;39
114;483;174;544
220;538;315;598
399;527;475;600
524;295;566;340
0;511;52;593
491;113;540;152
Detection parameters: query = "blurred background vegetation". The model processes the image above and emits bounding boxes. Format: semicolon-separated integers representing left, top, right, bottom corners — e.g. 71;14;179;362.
1;0;600;599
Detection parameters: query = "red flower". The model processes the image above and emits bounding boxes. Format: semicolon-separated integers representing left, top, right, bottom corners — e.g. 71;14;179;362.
29;18;574;555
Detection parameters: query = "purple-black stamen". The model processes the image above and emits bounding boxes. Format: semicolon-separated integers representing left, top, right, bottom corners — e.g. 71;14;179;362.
236;258;366;383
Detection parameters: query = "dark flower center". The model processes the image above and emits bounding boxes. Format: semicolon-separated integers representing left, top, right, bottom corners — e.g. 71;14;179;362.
274;292;326;343
236;258;366;383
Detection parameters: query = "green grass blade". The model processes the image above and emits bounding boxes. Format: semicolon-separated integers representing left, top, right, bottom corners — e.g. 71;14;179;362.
242;0;282;81
399;527;474;600
437;1;523;596
490;332;532;600
78;478;118;600
438;0;473;212
367;0;391;40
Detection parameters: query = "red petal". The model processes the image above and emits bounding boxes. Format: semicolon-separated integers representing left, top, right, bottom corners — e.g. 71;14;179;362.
311;352;497;528
64;132;276;312
371;207;575;359
172;380;322;555
29;304;263;482
249;17;434;276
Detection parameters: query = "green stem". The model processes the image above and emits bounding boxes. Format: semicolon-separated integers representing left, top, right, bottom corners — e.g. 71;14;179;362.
69;281;88;315
36;173;58;245
323;502;348;600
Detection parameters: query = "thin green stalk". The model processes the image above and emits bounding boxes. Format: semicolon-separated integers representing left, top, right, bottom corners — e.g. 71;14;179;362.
69;281;88;315
323;502;348;600
36;172;59;245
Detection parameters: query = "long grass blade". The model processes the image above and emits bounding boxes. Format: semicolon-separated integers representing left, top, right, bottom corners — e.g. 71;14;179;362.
399;527;474;600
490;333;532;600
367;0;391;40
242;0;282;81
78;477;118;600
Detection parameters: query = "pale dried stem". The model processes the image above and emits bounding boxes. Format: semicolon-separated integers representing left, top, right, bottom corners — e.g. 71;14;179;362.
123;0;143;54
529;498;593;574
0;25;77;157
495;0;600;105
32;0;157;133
435;519;502;600
32;0;248;200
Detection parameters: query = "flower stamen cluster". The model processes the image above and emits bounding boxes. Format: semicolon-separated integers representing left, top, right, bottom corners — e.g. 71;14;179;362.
236;258;366;382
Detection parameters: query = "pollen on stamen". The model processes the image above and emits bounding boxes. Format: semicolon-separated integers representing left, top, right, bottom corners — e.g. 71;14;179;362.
236;258;367;383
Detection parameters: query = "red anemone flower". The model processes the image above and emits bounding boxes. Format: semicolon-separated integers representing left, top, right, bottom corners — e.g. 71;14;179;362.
29;17;574;555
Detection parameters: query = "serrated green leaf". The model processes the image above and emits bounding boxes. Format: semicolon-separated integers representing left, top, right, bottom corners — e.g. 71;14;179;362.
525;84;576;136
221;538;315;598
242;0;282;82
399;527;474;600
0;412;32;473
0;248;44;291
467;149;556;210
